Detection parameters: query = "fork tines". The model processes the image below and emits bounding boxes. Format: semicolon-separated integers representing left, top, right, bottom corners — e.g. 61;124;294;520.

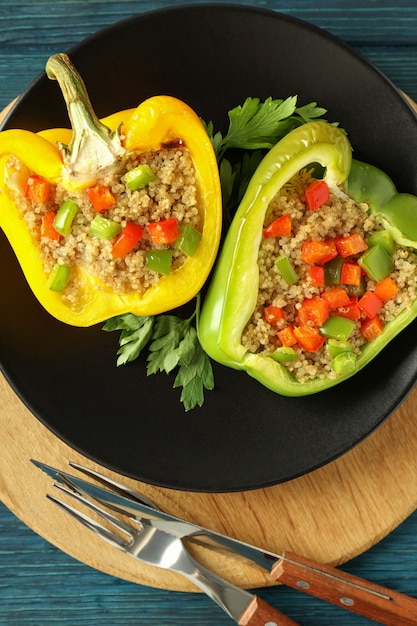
49;481;135;549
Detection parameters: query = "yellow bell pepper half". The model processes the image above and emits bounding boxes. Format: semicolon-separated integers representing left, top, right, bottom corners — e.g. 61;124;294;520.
0;54;222;326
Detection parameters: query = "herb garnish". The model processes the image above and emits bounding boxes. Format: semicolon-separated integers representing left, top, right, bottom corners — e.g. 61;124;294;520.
104;96;330;410
103;296;214;411
205;96;329;225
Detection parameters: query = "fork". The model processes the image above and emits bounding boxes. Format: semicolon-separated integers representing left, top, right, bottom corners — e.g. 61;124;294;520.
34;460;417;625
46;476;299;626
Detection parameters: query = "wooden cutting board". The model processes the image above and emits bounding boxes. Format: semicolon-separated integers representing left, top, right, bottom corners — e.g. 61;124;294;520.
1;99;417;592
2;372;417;592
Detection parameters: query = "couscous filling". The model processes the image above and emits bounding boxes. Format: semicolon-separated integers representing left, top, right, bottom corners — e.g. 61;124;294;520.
7;145;201;307
242;170;417;383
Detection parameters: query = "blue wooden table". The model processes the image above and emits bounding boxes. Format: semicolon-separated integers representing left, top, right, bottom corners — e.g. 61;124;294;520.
1;1;417;624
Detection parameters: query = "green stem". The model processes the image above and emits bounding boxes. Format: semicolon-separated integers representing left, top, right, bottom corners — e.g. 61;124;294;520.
46;53;126;185
190;293;201;324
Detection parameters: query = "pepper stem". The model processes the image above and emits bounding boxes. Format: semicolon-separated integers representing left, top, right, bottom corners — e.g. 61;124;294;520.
45;53;126;186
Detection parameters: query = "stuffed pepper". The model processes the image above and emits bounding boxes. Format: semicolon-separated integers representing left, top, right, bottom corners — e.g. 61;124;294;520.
0;54;222;326
198;121;417;396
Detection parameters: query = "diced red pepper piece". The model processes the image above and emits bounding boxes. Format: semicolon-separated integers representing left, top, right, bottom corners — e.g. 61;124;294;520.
25;175;50;204
309;265;325;287
147;217;179;244
263;213;292;238
88;184;116;212
336;296;361;321
40;211;60;241
322;287;351;309
361;316;384;342
263;305;285;324
277;325;297;347
297;296;330;327
374;277;399;302
335;233;368;258
112;221;144;259
304;179;330;211
293;325;325;352
301;239;338;264
358;290;383;318
341;262;362;286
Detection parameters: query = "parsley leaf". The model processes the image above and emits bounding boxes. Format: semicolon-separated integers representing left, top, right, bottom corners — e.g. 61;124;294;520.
103;297;214;411
204;120;224;157
294;101;328;123
219;151;264;227
208;96;329;162
147;315;194;375
103;314;154;365
220;96;298;154
174;337;214;411
204;95;331;225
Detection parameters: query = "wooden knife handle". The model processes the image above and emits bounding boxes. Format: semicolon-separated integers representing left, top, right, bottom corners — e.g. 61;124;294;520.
238;595;300;626
271;551;417;625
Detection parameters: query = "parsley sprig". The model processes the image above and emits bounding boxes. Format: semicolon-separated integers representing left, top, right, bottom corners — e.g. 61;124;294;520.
209;96;327;160
104;95;331;410
205;96;329;225
103;296;214;411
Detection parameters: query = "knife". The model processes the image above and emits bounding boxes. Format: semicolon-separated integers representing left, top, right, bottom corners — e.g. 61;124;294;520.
31;459;417;625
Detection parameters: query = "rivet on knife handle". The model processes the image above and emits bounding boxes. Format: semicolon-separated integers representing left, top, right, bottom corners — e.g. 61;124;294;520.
272;551;417;626
238;596;299;626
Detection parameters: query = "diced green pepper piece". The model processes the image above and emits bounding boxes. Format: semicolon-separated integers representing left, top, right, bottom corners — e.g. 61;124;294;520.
271;346;299;363
326;339;353;358
176;224;202;257
332;351;357;374
145;249;172;275
320;316;356;341
89;215;122;239
347;276;366;297
48;263;71;292
124;165;156;191
54;199;79;236
358;245;394;281
274;255;298;284
368;230;395;255
324;255;343;285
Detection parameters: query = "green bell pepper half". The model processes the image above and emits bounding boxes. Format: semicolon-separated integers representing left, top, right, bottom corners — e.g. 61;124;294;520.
198;122;417;397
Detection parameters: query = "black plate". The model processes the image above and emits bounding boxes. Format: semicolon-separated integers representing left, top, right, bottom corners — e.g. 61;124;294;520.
2;4;417;492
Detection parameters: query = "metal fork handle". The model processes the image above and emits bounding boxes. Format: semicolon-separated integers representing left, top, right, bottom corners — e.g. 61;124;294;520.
152;536;299;626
